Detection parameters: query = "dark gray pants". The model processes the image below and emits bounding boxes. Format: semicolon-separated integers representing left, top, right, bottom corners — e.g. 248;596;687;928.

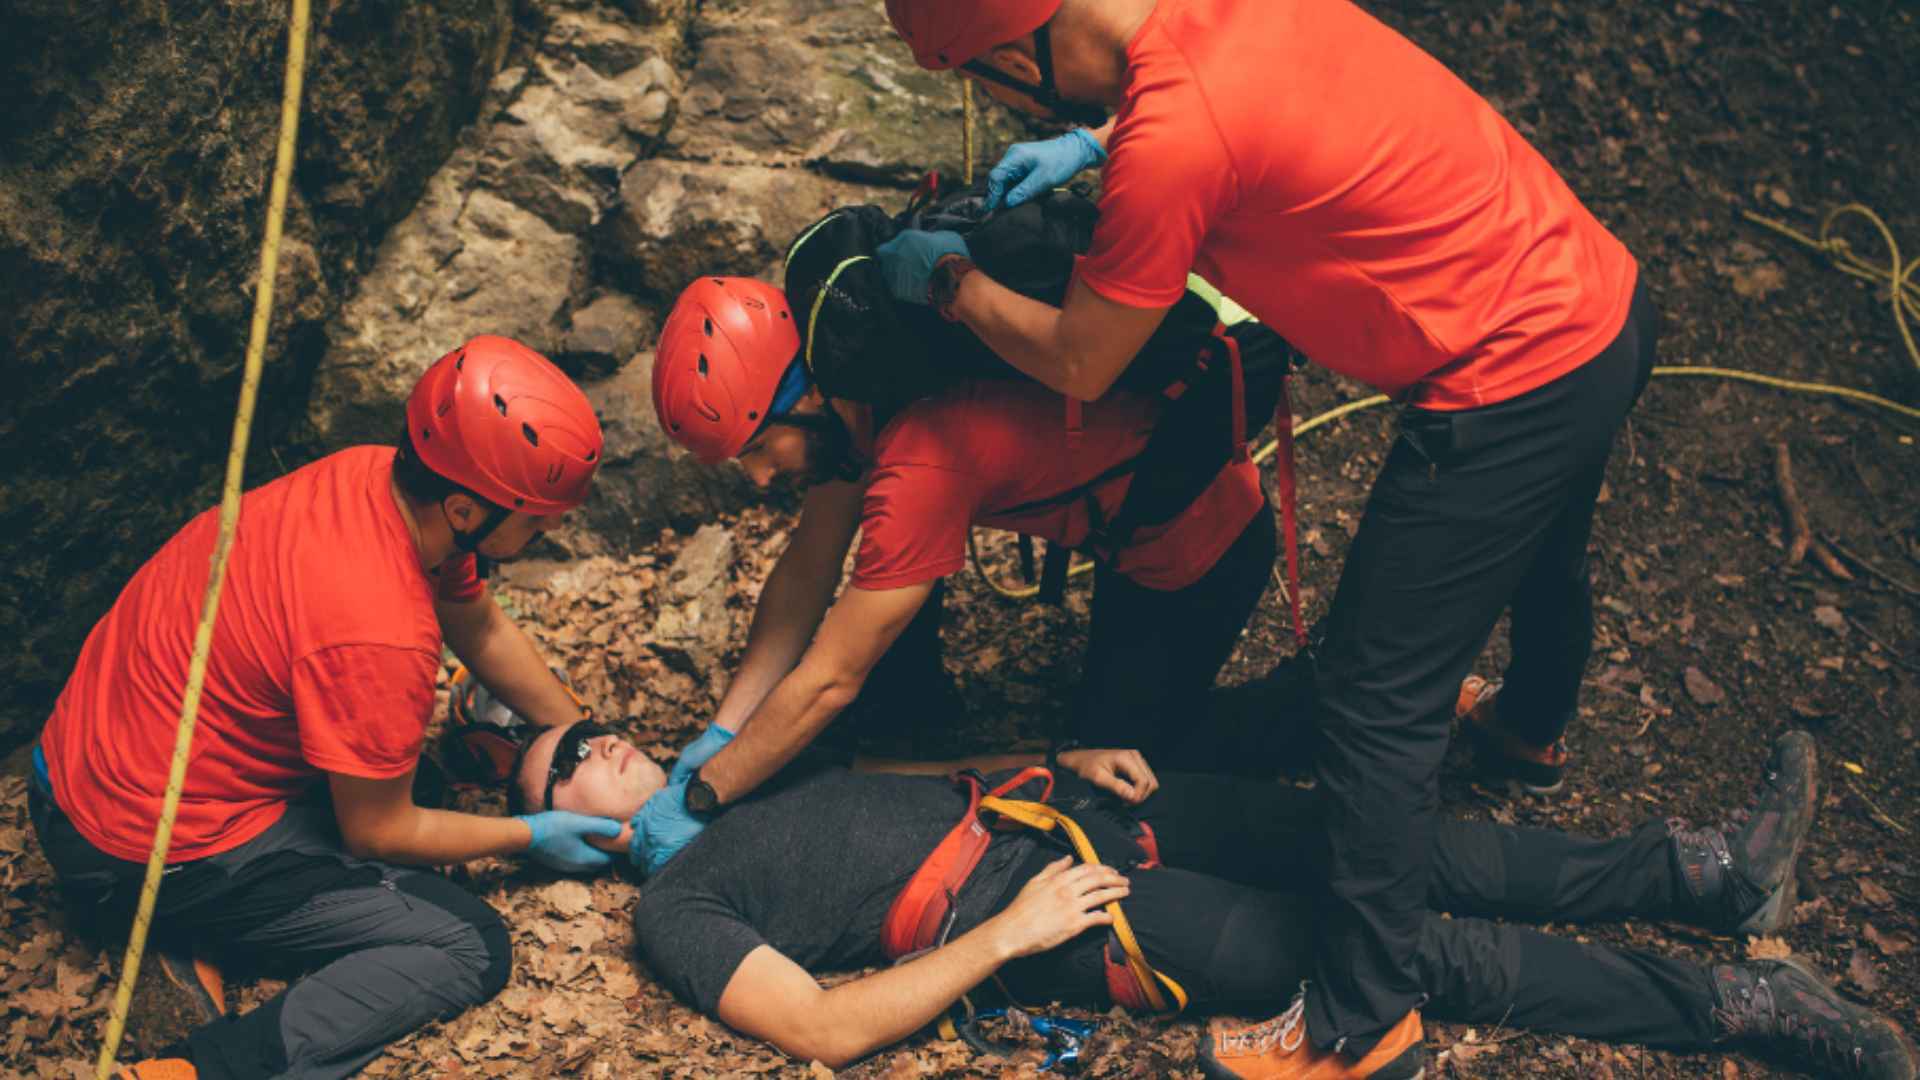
30;771;510;1080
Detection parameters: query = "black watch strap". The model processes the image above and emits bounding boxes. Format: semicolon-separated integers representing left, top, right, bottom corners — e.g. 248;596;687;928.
1046;739;1082;773
684;770;722;817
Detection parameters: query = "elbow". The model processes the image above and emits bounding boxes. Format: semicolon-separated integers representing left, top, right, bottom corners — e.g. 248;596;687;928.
341;831;388;862
788;1028;867;1071
1059;351;1117;402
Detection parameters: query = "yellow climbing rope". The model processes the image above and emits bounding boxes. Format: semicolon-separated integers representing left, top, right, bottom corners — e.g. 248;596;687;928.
967;209;1920;601
960;76;977;185
93;2;311;1075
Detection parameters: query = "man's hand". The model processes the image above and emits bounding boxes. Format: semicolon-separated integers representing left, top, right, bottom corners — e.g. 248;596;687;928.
1057;748;1159;804
986;856;1130;960
669;724;736;785
986;129;1107;210
518;811;623;873
874;230;968;305
629;782;707;876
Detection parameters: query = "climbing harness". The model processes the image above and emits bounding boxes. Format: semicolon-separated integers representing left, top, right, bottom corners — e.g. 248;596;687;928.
881;766;1189;1017
91;2;311;1076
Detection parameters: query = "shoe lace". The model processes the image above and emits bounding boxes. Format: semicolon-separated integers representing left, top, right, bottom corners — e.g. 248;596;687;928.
1714;968;1864;1073
1232;984;1309;1053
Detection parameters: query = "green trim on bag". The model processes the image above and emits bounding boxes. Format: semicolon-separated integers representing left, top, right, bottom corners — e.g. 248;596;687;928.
785;211;845;268
805;255;873;376
1184;273;1257;327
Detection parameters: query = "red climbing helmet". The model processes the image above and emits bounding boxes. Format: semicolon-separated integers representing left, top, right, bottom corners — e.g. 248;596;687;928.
885;0;1060;70
653;277;801;465
405;336;603;514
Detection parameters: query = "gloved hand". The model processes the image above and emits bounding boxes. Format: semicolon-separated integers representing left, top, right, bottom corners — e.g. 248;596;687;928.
985;129;1107;210
669;724;736;785
518;811;623;873
628;781;707;876
874;230;969;305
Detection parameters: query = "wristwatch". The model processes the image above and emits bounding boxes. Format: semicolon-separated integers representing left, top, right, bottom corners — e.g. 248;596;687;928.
930;255;977;322
685;768;722;818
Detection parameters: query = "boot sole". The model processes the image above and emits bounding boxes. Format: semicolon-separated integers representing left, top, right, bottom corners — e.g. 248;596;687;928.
1198;1034;1428;1080
1735;734;1819;937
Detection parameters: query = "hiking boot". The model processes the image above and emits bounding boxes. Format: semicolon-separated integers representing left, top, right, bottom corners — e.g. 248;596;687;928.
1457;676;1569;796
113;1061;197;1080
1711;958;1919;1078
1200;987;1426;1079
124;937;224;1056
1670;730;1818;935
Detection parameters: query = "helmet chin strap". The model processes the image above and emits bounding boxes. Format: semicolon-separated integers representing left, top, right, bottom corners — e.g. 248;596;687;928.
963;22;1110;131
444;499;512;554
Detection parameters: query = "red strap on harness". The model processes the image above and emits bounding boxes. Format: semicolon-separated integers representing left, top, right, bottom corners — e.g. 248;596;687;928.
879;769;1056;959
1275;377;1307;649
1213;322;1248;463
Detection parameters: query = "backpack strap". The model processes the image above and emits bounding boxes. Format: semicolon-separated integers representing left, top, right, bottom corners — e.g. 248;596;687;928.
1038;541;1073;606
1274;375;1308;650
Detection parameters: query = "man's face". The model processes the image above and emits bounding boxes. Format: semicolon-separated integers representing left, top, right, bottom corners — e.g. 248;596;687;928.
519;721;667;830
444;497;570;560
735;397;854;491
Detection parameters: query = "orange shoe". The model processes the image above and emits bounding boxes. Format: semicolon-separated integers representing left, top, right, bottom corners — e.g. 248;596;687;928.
113;1060;197;1080
1200;991;1426;1079
1456;676;1569;796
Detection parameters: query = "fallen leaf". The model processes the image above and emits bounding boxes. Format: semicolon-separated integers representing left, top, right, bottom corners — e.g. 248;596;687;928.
1865;924;1913;956
810;1062;837;1079
544;880;593;918
1859;879;1893;906
1848;948;1881;993
1723;1060;1741;1079
1746;936;1794;960
1812;605;1847;632
1684;666;1725;706
1713;573;1746;587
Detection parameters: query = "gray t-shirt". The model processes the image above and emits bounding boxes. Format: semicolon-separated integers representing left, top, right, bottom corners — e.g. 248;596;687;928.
632;766;1037;1014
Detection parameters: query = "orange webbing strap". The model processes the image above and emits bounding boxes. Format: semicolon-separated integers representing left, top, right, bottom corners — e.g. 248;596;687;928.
1274;376;1307;649
977;796;1190;1013
1215;322;1249;462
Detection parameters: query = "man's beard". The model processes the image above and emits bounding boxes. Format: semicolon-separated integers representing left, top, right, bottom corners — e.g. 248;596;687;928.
790;411;864;487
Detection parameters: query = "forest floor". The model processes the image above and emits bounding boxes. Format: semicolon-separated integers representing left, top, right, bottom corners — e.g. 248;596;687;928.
3;0;1917;1076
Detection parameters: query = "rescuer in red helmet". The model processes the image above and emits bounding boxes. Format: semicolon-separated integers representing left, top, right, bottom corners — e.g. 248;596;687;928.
31;337;621;1080
872;1;1664;1077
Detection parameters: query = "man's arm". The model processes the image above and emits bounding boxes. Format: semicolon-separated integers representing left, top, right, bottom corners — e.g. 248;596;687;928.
329;769;535;865
710;481;865;733
437;592;582;728
698;581;933;804
949;271;1172;402
715;858;1128;1068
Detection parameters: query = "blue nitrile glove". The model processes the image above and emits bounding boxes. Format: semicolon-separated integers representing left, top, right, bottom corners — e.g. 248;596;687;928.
986;129;1107;210
518;811;623;873
629;781;707;876
669;724;735;785
874;230;969;305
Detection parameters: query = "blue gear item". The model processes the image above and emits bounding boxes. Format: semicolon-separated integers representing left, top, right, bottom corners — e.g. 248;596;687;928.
669;724;737;786
986;129;1107;211
956;1006;1098;1072
629;780;708;876
874;230;969;305
518;810;623;873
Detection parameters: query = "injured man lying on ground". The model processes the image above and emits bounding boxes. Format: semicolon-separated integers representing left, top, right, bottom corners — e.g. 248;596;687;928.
509;721;1917;1078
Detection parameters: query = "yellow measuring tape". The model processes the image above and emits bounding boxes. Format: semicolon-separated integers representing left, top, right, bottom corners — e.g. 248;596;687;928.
93;2;310;1075
980;796;1190;1013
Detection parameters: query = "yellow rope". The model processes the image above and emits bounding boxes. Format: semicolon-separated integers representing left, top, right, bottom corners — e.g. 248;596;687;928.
94;2;310;1074
961;76;977;186
1742;205;1919;374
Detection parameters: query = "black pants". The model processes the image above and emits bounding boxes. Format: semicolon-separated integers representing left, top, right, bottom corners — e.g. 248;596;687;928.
1308;282;1661;1052
29;770;510;1080
996;772;1718;1052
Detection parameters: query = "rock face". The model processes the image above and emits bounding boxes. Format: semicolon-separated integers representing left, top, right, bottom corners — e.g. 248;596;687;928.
0;0;516;747
649;524;736;682
0;0;1042;748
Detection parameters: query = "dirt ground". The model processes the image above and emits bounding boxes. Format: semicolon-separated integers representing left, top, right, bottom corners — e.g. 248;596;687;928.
2;0;1917;1076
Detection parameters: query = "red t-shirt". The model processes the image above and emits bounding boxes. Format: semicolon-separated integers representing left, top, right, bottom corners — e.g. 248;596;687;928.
850;381;1264;593
1079;0;1639;410
41;447;484;863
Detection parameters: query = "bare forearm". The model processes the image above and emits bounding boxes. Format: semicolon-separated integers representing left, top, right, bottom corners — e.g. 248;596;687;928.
345;805;532;866
805;922;1016;1067
950;273;1089;397
703;663;857;801
445;601;581;727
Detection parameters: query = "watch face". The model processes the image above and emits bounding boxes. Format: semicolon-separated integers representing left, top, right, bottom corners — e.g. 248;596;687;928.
685;777;719;814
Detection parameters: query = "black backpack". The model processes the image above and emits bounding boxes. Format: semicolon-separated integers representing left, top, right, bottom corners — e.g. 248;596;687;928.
782;176;1305;592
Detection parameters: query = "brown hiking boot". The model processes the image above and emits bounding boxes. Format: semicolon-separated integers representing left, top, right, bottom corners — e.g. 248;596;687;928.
112;1060;197;1080
1457;676;1569;795
123;937;224;1056
1669;730;1819;935
1712;958;1919;1078
1200;988;1426;1079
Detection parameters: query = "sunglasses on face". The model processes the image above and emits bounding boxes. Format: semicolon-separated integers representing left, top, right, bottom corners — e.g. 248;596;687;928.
543;722;616;811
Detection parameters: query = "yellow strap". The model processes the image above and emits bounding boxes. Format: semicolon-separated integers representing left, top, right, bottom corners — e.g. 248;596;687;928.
803;254;872;377
92;2;311;1076
979;796;1190;1013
